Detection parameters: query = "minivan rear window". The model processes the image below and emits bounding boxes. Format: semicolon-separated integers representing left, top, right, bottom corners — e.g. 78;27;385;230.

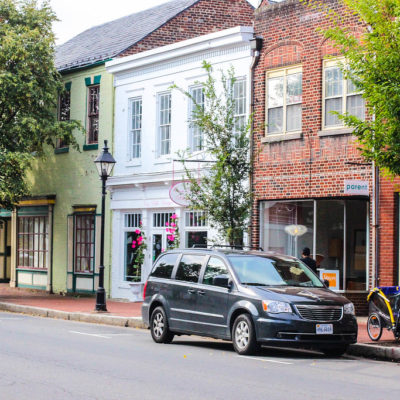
175;254;205;283
151;253;178;279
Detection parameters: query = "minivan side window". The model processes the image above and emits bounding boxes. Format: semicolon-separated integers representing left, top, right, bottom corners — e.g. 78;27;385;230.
151;253;178;279
175;254;204;283
203;257;229;285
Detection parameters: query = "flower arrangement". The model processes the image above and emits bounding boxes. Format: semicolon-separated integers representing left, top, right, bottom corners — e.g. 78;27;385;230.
166;213;180;249
131;222;147;281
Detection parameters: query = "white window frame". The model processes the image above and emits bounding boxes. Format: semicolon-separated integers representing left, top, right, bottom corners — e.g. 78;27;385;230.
128;97;142;161
157;91;172;158
185;211;208;248
322;58;365;130
265;65;302;137
233;78;247;134
188;85;205;153
123;213;142;282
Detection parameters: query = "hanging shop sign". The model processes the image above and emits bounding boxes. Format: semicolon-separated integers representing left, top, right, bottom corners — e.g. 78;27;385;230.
319;269;340;291
169;182;190;206
344;180;369;196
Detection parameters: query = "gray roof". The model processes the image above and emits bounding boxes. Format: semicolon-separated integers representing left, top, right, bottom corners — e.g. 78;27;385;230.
55;0;200;72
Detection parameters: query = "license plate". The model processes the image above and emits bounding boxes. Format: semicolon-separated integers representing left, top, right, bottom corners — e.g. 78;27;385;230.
316;324;333;335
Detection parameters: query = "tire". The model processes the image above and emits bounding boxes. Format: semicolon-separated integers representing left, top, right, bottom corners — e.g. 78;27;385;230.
232;314;260;355
367;312;382;341
322;345;348;357
150;306;174;344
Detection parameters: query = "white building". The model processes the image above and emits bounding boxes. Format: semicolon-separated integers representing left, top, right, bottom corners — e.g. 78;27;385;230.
106;26;254;300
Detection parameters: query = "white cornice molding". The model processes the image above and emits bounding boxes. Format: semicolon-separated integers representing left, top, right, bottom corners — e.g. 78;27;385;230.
106;26;254;76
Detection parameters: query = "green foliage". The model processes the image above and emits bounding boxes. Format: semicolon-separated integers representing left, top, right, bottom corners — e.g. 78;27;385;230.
173;62;252;246
0;0;81;209
306;0;400;176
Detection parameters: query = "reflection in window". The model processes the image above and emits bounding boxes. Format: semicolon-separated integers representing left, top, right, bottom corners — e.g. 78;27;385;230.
175;255;204;282
151;253;178;279
203;257;229;285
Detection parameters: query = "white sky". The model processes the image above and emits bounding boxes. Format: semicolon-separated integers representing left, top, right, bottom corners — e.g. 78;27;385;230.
50;0;260;45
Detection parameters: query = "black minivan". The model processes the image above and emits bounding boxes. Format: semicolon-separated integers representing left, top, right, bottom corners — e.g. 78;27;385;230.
142;249;358;356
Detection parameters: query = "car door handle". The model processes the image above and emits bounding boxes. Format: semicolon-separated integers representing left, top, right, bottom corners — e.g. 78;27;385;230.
197;290;205;295
187;289;196;294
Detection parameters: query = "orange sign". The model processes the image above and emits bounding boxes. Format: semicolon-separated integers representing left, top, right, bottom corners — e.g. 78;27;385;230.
320;270;339;291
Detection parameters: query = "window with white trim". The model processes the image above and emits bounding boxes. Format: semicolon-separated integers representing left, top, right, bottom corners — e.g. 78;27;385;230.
123;213;143;282
129;97;142;160
266;66;302;135
185;211;208;248
157;92;171;156
323;59;365;129
153;212;174;227
188;86;204;152
233;79;247;133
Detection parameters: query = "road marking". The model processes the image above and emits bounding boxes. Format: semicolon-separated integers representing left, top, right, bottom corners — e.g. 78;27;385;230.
237;356;293;365
69;330;112;339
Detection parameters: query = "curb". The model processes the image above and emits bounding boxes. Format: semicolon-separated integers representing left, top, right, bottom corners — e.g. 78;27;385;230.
0;302;146;329
347;343;400;362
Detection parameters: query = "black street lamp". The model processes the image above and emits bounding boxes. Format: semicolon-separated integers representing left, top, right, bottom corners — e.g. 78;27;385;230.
94;140;116;311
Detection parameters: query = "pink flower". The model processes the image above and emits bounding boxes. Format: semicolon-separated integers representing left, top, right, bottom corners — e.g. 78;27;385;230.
166;222;169;226
132;243;136;249
135;229;141;234
171;222;176;227
138;236;143;241
168;235;175;242
171;214;177;220
161;248;165;252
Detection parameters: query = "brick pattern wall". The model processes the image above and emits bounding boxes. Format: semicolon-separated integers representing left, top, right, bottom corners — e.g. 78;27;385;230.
118;0;254;57
252;0;399;311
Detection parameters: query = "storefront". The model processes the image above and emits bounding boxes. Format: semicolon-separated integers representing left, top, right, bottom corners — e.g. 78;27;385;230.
260;198;369;292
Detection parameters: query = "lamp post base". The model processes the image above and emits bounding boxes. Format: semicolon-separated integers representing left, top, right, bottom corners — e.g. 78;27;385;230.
95;287;107;312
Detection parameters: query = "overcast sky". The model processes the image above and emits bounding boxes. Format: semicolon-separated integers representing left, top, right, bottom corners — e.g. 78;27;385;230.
50;0;261;45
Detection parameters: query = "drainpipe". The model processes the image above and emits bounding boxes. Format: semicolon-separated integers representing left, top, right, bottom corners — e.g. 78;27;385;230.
249;35;263;248
372;163;380;288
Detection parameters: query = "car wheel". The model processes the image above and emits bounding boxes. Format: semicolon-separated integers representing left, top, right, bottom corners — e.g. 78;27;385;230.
232;314;260;355
150;306;174;344
321;345;348;357
367;312;382;341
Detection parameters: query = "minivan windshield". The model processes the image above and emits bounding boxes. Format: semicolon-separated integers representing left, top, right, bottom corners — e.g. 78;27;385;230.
227;255;324;288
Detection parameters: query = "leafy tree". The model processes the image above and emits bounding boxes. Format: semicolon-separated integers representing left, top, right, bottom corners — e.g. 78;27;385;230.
173;62;252;247
306;0;400;176
0;0;80;209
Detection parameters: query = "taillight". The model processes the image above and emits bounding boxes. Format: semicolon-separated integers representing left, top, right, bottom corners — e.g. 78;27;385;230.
143;280;148;300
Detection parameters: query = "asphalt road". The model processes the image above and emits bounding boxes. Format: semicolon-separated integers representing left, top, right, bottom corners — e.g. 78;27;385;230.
0;312;399;400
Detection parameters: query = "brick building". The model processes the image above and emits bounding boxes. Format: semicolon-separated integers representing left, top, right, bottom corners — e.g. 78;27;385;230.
251;0;400;314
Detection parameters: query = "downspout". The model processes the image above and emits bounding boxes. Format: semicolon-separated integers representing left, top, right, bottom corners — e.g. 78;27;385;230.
373;163;380;287
249;35;262;248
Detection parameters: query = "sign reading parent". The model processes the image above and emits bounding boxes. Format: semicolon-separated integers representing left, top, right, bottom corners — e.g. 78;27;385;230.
344;180;369;196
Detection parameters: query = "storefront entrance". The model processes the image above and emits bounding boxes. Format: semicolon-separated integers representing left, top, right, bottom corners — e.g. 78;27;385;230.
0;218;11;282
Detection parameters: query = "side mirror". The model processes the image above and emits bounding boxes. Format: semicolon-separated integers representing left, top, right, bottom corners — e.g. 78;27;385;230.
213;275;231;288
323;279;330;288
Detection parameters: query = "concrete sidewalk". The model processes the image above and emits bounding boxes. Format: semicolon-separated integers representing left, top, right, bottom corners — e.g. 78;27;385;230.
0;284;398;361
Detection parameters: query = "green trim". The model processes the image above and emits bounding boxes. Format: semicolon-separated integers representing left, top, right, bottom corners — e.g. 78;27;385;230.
18;206;48;216
17;284;46;290
65;82;72;91
83;143;98;151
93;75;101;85
85;77;92;86
16;268;47;274
0;209;11;217
67;289;95;294
54;147;69;154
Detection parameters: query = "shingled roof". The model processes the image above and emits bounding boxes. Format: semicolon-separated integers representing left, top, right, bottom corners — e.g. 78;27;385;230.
55;0;200;72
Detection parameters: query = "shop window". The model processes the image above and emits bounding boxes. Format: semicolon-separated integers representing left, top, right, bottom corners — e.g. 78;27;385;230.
157;92;171;157
153;212;174;227
188;86;204;152
124;213;143;282
266;66;302;135
17;216;48;269
323;59;365;129
129;97;142;160
185;211;208;248
74;214;95;273
87;85;100;144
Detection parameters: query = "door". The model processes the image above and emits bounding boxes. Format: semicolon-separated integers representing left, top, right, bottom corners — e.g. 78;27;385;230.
193;256;230;338
0;218;11;282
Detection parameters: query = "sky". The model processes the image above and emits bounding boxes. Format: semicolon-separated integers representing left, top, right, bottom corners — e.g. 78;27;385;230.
50;0;261;45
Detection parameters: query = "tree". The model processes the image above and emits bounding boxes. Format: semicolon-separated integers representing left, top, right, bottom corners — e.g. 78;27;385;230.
0;0;80;209
307;0;400;176
173;62;252;246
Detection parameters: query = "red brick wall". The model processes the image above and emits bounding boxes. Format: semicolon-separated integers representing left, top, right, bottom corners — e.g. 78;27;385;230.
251;0;399;302
118;0;254;57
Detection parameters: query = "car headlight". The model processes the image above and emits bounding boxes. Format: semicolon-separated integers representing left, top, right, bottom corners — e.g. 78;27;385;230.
262;300;292;314
344;302;355;315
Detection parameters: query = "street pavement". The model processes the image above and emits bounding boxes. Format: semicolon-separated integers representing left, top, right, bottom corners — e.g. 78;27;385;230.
0;284;399;362
0;312;399;400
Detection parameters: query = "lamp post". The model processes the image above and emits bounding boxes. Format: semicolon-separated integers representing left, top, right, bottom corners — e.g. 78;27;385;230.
94;140;116;311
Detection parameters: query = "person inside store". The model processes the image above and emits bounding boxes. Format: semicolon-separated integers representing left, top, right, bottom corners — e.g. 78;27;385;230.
300;247;317;273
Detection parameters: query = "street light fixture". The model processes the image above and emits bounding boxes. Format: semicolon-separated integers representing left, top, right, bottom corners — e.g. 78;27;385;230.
94;140;116;311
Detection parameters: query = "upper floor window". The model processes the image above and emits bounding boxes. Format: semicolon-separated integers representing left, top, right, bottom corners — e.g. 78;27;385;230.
87;85;100;144
56;88;71;149
323;60;365;129
129;97;142;160
157;92;171;156
188;86;204;152
266;66;302;135
233;79;247;133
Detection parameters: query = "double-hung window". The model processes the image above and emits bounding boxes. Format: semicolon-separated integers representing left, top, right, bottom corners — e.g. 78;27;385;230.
188;86;204;152
266;66;302;135
56;88;71;149
157;92;171;157
323;60;365;129
74;214;95;274
87;85;100;144
233;79;247;133
129;97;142;160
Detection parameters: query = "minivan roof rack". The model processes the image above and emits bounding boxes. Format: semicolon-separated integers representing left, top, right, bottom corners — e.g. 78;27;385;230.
210;245;264;251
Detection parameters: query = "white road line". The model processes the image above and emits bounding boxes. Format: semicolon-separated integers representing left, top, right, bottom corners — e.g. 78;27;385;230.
69;330;112;339
237;356;293;365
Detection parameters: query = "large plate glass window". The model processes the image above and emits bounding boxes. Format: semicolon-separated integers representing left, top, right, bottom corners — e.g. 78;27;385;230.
189;86;204;152
323;59;365;129
266;66;302;135
185;211;208;248
74;214;95;273
157;92;171;156
129;97;142;160
124;213;142;282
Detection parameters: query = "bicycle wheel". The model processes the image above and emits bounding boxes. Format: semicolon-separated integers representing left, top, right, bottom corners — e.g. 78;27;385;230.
367;312;382;341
